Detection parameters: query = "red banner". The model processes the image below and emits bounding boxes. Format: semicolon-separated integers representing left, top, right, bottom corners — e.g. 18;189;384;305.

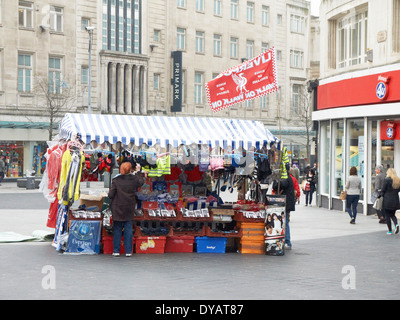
205;47;278;112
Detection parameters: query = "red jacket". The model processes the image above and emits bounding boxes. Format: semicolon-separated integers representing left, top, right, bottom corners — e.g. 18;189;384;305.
290;174;300;200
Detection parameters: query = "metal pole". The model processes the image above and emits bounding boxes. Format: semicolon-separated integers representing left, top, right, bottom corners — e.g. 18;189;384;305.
88;29;92;114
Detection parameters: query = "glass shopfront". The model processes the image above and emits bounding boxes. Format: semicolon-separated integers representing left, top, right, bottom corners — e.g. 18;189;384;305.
0;141;24;178
333;120;344;197
347;119;365;200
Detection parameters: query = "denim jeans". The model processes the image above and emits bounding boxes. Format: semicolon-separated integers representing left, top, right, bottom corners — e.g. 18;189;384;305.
113;220;133;254
285;211;291;247
346;194;360;220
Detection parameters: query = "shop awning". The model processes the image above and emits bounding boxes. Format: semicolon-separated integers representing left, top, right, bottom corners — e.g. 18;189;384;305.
59;113;279;150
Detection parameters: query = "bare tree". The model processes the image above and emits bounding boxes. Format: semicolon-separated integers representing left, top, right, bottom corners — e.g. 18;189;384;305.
294;83;314;162
16;77;76;140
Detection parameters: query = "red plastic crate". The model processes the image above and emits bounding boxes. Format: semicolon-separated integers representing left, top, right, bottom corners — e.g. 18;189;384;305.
135;236;166;254
165;235;195;253
102;235;135;254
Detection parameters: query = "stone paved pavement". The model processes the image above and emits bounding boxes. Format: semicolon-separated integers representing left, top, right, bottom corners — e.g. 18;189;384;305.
0;182;399;301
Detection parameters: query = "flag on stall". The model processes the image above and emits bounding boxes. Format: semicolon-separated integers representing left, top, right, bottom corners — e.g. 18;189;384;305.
205;47;278;113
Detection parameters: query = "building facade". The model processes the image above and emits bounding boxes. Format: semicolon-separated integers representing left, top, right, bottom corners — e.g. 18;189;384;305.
0;0;78;177
146;0;314;166
0;0;315;178
313;0;400;214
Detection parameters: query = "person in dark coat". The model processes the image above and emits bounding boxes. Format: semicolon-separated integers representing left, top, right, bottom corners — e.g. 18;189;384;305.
273;163;296;249
108;161;146;256
379;168;400;235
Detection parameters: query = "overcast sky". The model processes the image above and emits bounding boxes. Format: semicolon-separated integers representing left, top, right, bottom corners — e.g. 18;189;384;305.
310;0;320;16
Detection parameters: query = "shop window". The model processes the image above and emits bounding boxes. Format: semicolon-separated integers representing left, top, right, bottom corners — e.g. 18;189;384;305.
320;121;331;195
0;142;24;178
347;119;365;200
333;120;344;197
370;121;377;201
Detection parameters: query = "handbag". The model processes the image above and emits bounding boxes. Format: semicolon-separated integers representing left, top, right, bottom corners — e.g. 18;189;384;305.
304;182;310;191
339;190;347;200
373;197;383;210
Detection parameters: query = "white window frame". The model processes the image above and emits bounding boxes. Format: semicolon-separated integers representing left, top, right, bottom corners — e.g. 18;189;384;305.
291;84;301;114
213;34;222;56
177;27;186;50
247;2;254;23
195;31;205;53
177;0;186;9
262;5;269;26
230;37;238;58
290;49;304;68
196;0;204;12
337;10;368;68
49;56;62;94
50;6;63;32
231;0;238;20
290;14;305;34
194;72;203;104
18;53;32;93
246;40;254;60
18;1;33;28
214;0;222;16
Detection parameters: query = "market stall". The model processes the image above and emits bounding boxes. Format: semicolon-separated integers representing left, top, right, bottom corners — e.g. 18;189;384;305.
41;113;286;255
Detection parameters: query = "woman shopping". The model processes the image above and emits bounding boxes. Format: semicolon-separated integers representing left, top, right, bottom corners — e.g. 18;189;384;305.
379;168;400;235
305;168;316;206
345;166;361;224
108;161;146;256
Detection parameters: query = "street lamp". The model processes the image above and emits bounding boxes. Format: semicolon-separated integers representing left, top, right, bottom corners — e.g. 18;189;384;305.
85;26;95;114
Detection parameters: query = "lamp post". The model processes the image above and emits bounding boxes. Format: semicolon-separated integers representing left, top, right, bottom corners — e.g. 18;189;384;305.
85;26;95;114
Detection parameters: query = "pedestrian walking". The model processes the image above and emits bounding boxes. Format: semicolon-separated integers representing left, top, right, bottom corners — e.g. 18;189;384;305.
379;168;400;235
372;165;386;224
0;157;5;186
108;161;146;256
305;168;316;206
345;166;361;224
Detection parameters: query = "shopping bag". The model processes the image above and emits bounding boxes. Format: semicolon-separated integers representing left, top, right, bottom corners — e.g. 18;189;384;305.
373;197;383;210
339;190;347;200
304;182;310;191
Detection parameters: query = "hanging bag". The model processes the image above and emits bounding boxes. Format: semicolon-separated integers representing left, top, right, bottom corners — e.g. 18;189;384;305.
373;197;383;210
339;190;347;200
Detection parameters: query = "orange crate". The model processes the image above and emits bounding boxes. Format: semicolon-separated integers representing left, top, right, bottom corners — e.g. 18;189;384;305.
239;239;265;254
237;222;265;241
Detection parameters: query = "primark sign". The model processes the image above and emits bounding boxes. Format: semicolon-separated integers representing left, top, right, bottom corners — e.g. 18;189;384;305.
171;51;182;112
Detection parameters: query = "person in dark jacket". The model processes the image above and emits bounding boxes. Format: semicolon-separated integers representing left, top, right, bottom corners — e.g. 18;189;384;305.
380;168;400;235
108;161;146;256
273;163;296;249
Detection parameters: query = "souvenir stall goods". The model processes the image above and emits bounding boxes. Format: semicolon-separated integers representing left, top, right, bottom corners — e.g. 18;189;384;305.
42;113;285;255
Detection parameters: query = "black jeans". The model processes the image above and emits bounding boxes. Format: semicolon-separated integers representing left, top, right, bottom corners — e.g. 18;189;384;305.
384;209;398;232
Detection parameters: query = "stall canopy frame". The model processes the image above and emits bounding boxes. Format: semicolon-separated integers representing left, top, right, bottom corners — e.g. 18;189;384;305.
59;113;279;150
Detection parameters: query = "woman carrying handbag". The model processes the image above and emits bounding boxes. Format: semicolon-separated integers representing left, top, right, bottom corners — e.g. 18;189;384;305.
345;167;361;224
379;168;400;235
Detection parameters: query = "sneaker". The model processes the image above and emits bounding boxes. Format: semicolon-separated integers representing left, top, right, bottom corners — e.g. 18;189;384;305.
350;219;355;224
126;254;132;257
395;225;399;234
387;231;393;235
112;253;120;256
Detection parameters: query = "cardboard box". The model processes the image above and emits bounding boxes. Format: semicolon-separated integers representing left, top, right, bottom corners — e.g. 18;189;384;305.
79;193;106;212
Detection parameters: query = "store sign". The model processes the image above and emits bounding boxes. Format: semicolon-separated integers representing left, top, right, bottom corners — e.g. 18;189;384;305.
318;70;400;110
376;75;390;100
205;47;278;112
380;121;400;140
171;51;182;112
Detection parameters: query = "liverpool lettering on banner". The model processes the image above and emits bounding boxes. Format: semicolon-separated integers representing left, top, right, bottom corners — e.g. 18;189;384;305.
205;47;278;112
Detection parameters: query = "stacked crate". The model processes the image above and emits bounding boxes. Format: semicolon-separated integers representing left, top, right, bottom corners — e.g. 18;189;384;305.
237;222;265;254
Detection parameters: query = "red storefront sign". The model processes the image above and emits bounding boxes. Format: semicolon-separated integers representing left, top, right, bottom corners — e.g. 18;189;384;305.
317;70;400;110
205;47;278;112
380;121;400;140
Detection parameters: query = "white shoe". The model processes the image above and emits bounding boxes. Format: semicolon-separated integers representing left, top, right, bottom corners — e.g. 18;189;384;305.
126;254;132;257
112;253;120;256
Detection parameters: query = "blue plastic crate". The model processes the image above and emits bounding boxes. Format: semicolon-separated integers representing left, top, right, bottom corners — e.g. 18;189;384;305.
195;236;227;253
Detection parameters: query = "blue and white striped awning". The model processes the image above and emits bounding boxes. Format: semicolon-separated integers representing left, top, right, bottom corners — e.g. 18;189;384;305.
59;113;278;150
